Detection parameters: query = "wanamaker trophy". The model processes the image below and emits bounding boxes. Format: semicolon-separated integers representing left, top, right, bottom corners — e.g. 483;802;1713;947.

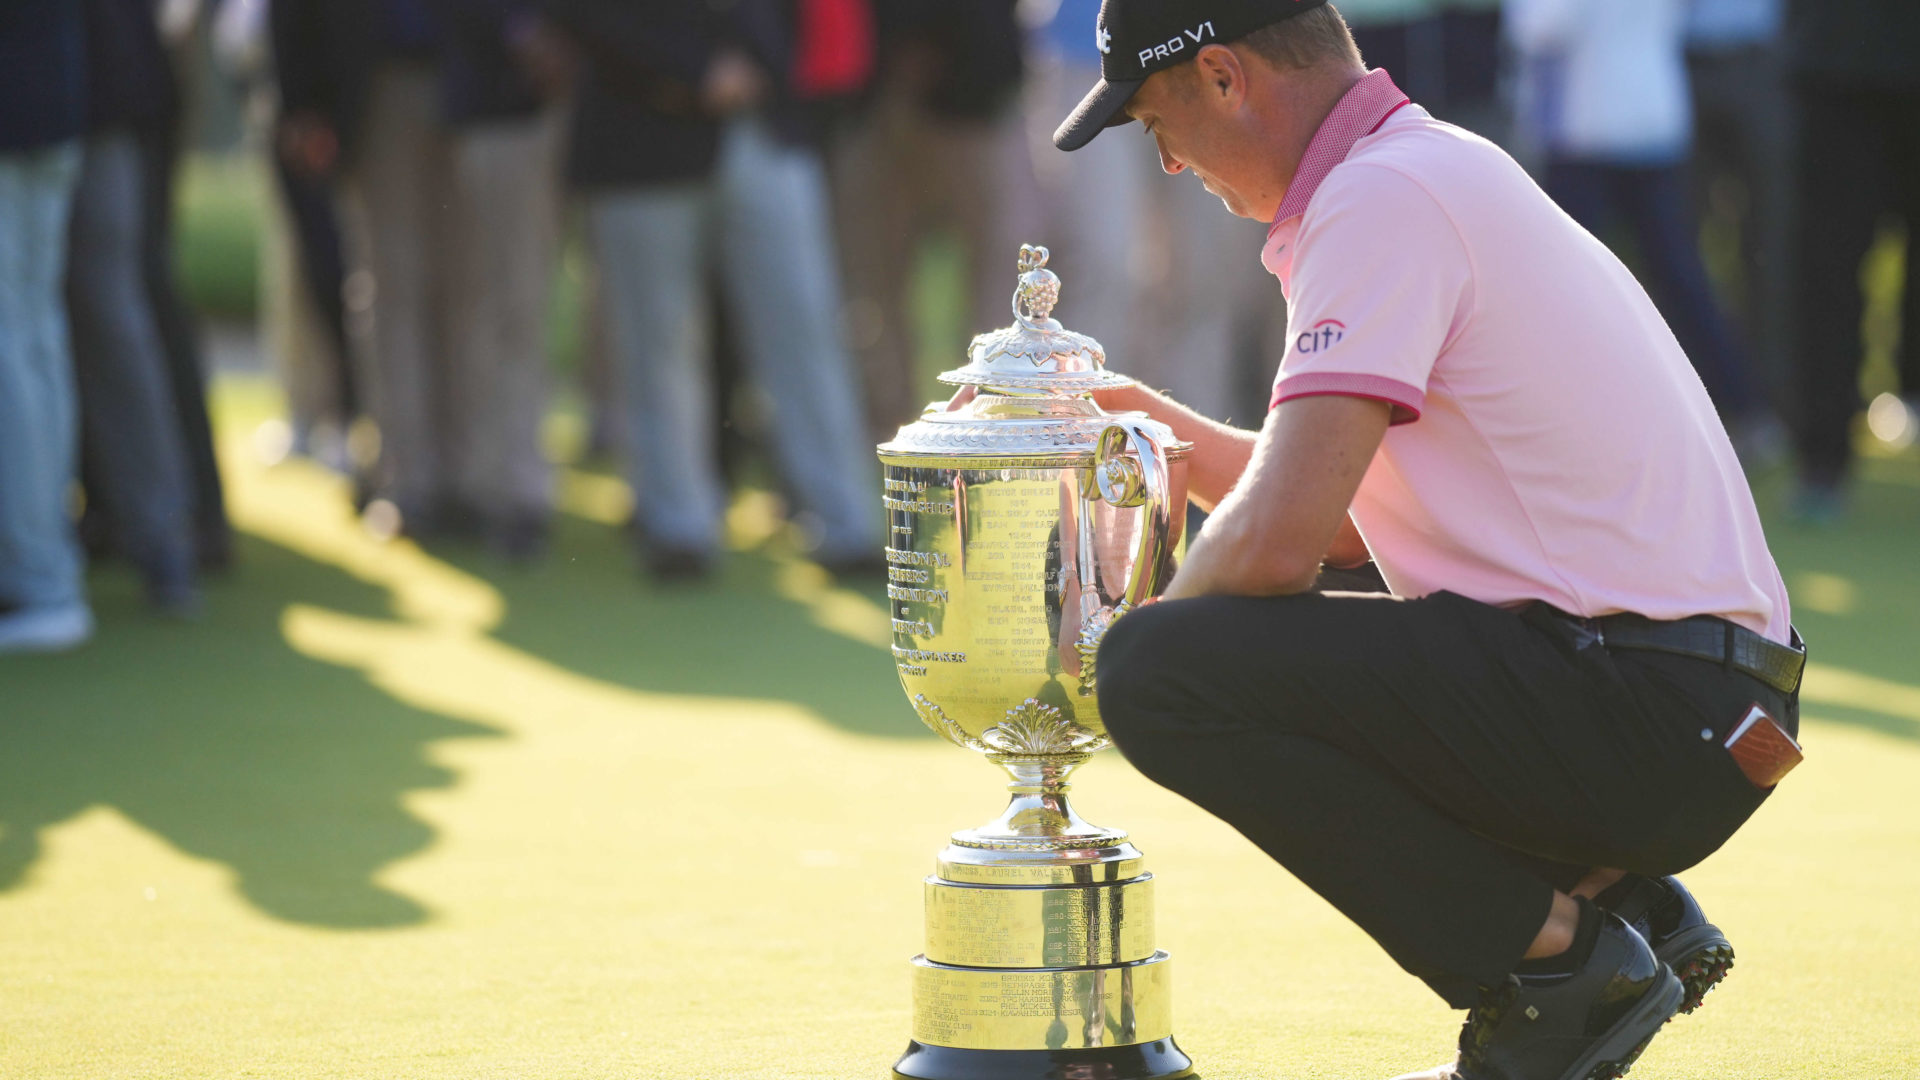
877;245;1196;1080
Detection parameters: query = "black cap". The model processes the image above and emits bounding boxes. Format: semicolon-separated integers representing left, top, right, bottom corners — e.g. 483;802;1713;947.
1053;0;1332;151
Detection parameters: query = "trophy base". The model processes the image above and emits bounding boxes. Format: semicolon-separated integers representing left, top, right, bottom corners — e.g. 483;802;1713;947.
893;1039;1194;1080
896;757;1196;1080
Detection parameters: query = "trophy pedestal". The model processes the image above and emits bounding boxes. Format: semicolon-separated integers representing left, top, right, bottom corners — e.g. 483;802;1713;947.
894;758;1193;1080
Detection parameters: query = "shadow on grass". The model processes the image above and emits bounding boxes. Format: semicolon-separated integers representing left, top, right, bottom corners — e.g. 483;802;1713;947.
428;506;923;743
0;532;500;927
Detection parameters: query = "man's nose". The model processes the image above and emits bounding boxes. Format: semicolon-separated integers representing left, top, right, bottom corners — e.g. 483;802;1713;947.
1157;143;1185;176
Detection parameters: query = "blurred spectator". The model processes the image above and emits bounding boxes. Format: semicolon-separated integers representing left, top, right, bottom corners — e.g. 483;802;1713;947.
215;0;362;476
1436;0;1509;144
1320;2;1512;140
1128;174;1277;427
1687;0;1792;404
67;0;203;616
273;0;457;539
149;1;235;571
830;0;1043;442
274;0;565;558
1025;0;1146;355
0;0;91;652
430;0;568;561
1320;2;1509;140
1508;0;1780;463
540;0;881;581
1341;0;1446;106
1787;0;1920;519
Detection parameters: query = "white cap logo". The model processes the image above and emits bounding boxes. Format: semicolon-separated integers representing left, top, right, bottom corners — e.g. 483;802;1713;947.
1096;23;1112;54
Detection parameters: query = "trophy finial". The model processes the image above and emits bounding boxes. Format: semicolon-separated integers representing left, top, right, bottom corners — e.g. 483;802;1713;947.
1012;244;1062;327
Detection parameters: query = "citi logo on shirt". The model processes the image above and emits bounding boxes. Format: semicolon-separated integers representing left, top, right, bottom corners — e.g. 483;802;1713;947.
1296;319;1346;354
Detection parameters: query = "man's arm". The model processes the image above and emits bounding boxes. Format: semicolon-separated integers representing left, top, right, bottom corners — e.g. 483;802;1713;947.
1094;384;1377;574
1161;394;1389;600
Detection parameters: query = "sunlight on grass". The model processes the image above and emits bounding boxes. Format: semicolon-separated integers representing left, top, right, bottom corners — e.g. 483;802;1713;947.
727;488;892;649
1790;572;1857;616
556;467;633;527
1801;662;1920;725
230;452;503;633
772;555;892;649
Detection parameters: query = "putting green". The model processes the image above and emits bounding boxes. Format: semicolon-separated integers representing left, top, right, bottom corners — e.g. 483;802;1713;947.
1;378;1915;1079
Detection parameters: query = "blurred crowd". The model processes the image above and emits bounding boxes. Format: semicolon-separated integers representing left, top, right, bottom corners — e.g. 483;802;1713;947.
1;0;1917;654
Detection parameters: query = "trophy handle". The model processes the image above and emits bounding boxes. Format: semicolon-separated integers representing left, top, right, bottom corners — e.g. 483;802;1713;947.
1076;420;1174;695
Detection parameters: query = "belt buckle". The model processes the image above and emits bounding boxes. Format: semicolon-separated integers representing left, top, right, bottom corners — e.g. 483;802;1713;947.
1562;614;1606;652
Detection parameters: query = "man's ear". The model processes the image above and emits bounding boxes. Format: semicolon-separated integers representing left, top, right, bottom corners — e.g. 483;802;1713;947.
1192;44;1248;108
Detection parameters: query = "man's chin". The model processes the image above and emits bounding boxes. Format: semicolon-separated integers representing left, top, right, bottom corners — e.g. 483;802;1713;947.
1215;192;1261;220
1190;173;1258;219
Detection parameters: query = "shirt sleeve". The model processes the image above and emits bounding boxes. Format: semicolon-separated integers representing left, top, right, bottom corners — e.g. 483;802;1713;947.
1271;163;1474;425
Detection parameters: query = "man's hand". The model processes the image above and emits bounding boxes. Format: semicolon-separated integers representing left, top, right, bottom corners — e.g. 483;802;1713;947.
1161;394;1389;600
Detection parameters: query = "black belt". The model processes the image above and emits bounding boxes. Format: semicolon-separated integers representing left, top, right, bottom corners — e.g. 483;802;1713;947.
1546;609;1806;695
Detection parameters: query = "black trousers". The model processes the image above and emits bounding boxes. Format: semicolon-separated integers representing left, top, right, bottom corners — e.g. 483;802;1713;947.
138;120;231;568
1096;589;1792;1008
1791;76;1920;485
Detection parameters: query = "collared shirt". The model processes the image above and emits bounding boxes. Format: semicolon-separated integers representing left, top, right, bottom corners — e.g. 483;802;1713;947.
1258;70;1792;643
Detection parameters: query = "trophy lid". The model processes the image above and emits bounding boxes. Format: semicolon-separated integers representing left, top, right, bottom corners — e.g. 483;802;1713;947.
937;245;1135;396
880;243;1188;461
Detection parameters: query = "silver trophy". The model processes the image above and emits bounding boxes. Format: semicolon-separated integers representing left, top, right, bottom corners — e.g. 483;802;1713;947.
879;246;1195;1079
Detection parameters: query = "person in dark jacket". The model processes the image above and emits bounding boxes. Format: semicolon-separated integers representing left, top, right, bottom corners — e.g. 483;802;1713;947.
64;0;202;617
0;0;93;652
1787;0;1920;519
537;0;881;581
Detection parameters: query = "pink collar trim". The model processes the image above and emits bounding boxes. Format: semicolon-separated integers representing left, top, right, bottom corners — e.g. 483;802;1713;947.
1268;69;1412;235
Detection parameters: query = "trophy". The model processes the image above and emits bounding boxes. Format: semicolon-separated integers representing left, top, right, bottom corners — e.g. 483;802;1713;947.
878;246;1195;1080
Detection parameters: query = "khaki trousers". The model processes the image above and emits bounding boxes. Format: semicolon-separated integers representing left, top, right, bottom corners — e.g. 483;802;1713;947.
341;64;560;521
829;89;1043;444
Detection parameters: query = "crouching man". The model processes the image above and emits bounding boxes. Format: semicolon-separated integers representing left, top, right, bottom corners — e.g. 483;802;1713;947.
1052;2;1806;1078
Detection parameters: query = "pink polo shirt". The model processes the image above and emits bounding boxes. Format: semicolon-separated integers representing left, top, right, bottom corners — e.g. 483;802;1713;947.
1262;70;1791;643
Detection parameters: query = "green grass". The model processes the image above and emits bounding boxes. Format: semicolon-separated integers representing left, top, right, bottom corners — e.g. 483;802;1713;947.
0;379;1917;1078
174;155;265;320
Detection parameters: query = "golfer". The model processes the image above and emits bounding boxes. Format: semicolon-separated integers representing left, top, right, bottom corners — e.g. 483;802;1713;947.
1054;2;1805;1078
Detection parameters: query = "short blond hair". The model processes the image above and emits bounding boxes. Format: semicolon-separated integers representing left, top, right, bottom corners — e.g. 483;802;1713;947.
1239;4;1364;71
